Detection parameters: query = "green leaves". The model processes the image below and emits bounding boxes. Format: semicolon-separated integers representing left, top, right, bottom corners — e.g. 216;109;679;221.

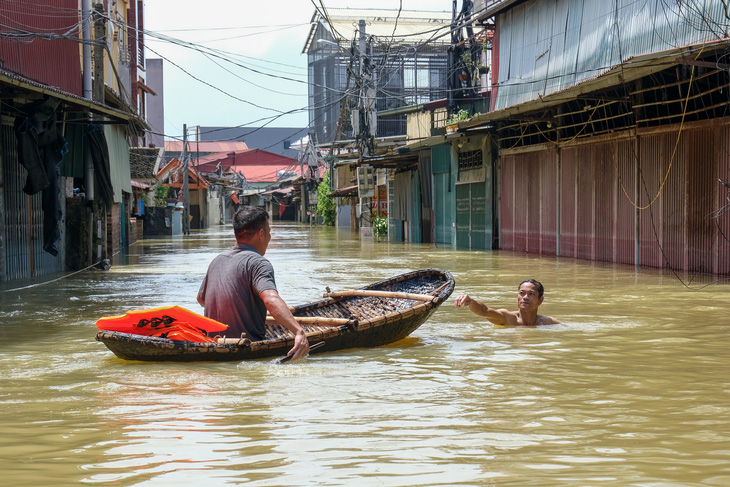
317;171;336;226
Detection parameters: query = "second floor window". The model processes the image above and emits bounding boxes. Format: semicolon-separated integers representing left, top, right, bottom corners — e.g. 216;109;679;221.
458;149;483;170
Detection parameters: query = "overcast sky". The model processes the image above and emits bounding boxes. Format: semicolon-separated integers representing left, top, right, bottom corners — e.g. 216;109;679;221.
144;1;453;140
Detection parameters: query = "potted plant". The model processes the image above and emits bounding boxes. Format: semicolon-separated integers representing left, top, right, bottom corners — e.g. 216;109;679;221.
445;109;470;134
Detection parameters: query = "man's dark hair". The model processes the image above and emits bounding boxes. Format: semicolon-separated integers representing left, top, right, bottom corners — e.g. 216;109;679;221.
519;279;544;298
233;206;269;240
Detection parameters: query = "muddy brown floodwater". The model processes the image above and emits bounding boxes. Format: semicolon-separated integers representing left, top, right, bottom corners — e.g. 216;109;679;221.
0;222;728;486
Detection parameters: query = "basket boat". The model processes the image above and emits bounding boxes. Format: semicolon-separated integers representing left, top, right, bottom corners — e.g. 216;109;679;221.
95;268;455;362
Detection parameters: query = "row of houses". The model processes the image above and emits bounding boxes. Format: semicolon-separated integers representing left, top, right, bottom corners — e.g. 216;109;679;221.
0;0;151;282
146;140;315;233
0;2;313;283
312;1;730;277
3;1;729;282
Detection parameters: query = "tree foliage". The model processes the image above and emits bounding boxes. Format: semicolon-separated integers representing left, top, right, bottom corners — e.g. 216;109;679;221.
153;185;169;207
317;171;336;226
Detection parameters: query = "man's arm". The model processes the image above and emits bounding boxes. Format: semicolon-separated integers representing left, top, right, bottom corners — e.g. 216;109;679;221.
454;294;512;325
196;293;205;307
260;289;310;361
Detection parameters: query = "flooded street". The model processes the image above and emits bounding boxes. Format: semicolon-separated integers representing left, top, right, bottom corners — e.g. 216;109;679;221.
1;223;728;486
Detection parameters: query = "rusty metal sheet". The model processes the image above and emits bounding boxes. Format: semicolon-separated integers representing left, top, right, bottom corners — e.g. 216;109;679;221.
614;139;636;265
525;152;542;254
0;0;82;96
560;149;578;257
685;127;719;274
638;132;670;269
718;125;730;276
575;145;595;260
512;156;529;252
499;122;730;276
499;155;516;251
539;152;558;255
493;0;727;110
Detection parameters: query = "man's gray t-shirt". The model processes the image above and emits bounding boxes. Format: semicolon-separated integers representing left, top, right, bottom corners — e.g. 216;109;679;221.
198;243;277;340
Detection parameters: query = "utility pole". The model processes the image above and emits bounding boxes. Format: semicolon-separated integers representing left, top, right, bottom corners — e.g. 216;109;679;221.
354;20;375;234
181;125;191;235
81;0;92;100
447;0;459;114
92;3;105;103
356;19;375;159
89;2;106;266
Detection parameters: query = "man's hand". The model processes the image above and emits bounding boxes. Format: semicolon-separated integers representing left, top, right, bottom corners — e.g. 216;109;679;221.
261;289;310;362
454;294;472;307
287;330;310;361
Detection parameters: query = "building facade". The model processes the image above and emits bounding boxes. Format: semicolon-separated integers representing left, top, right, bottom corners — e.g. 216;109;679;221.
461;0;730;275
303;8;453;147
0;0;147;282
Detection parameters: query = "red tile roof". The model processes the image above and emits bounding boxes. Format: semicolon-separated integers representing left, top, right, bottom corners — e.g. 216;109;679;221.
194;149;301;182
226;164;301;183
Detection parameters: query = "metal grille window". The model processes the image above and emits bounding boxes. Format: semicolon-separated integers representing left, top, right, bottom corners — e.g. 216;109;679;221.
458;150;483;170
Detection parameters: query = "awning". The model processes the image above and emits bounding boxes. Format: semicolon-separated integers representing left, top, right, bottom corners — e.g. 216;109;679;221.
131;180;150;189
327;185;358;198
262;186;295;195
459;40;730;131
0;68;147;129
358;152;419;169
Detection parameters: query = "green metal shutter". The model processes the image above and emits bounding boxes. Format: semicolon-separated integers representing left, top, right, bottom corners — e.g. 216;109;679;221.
455;182;489;250
471;182;487;249
456;184;470;248
431;145;453;245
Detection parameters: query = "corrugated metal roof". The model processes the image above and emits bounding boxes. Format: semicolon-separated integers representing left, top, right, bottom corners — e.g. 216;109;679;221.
0;0;82;96
0;69;144;125
460;39;730;129
493;0;730;110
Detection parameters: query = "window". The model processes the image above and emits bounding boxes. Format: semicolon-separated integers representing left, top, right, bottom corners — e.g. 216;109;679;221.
458;150;483;170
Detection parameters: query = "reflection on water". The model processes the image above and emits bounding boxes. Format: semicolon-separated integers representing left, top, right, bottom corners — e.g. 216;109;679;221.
1;223;729;486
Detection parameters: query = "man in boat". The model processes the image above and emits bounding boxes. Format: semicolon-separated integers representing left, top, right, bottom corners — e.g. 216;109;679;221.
197;206;310;361
454;279;560;326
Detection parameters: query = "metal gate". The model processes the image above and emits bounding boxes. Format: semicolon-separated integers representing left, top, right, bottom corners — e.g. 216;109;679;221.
456;182;488;249
432;145;454;245
1;124;64;281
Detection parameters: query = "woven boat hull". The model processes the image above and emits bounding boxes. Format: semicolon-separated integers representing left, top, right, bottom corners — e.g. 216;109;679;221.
96;268;455;362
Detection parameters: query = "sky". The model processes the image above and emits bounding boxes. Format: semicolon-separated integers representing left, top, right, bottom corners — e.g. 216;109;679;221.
143;1;453;141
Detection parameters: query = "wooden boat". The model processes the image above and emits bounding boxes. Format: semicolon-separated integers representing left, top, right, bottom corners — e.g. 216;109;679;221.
95;268;455;362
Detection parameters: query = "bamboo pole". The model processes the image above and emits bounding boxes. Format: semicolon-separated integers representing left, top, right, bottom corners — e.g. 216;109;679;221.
265;316;353;327
429;282;450;295
322;290;437;301
216;337;251;346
